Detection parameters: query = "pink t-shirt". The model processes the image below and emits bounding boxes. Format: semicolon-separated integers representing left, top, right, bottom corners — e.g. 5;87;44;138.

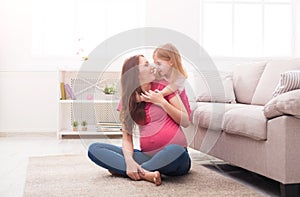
139;80;191;155
117;80;191;155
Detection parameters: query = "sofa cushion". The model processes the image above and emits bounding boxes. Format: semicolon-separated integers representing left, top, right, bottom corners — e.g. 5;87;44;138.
192;102;255;130
222;106;267;141
264;89;300;119
188;70;236;103
251;59;300;105
272;70;300;97
233;61;266;104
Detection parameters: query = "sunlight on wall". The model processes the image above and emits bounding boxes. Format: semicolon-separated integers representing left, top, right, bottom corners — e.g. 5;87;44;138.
31;0;145;58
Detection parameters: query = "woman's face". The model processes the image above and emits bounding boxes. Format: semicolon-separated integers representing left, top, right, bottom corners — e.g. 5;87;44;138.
153;52;172;77
138;56;155;84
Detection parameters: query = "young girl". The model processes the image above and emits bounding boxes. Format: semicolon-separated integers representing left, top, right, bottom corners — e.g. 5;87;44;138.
153;43;188;96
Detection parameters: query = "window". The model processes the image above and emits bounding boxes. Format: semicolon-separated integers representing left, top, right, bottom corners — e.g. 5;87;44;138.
32;0;145;57
201;0;293;57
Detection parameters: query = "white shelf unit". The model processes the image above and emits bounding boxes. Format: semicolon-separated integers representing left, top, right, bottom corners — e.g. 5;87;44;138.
58;69;122;139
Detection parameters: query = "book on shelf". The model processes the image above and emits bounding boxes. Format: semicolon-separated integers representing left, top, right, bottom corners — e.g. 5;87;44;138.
60;82;66;100
64;83;76;100
97;122;122;132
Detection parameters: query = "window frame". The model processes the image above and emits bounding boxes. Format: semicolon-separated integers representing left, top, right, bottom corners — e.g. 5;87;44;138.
200;0;294;58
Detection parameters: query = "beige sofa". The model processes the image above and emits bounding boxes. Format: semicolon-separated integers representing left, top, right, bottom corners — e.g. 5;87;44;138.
187;59;300;196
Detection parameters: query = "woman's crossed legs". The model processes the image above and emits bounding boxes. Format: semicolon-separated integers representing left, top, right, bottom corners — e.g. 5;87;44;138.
88;143;191;185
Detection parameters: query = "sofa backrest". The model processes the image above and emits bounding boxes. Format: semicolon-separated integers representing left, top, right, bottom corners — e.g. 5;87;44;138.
251;59;300;105
233;61;267;104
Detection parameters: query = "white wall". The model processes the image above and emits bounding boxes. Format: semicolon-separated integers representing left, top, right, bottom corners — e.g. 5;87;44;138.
145;0;201;43
294;0;300;56
0;0;299;132
0;71;58;132
0;0;32;70
0;0;81;71
0;0;63;132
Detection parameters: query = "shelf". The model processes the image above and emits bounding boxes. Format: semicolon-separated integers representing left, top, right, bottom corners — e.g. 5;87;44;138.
59;130;122;139
58;69;121;139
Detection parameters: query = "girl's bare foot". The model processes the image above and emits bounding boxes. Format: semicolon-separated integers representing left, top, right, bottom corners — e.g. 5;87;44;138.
141;170;162;186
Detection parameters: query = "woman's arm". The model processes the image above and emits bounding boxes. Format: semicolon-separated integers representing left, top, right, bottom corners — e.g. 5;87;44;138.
121;127;145;180
142;90;190;127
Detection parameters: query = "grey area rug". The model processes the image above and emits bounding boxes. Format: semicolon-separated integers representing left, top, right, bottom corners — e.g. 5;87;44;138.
24;154;262;197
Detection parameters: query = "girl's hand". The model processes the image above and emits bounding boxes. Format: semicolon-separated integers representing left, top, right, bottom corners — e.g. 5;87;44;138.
141;89;166;107
126;159;145;181
136;91;146;102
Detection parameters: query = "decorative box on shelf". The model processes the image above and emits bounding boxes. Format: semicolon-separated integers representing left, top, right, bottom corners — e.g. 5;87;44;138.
97;122;122;132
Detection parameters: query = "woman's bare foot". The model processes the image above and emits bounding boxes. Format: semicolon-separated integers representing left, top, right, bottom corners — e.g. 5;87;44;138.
108;170;123;177
141;170;162;186
152;171;162;186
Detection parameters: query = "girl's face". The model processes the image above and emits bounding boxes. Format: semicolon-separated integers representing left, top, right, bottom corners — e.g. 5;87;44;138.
153;52;172;77
138;56;155;84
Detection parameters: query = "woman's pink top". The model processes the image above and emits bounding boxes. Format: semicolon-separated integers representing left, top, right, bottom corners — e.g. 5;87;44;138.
117;80;191;155
139;80;191;155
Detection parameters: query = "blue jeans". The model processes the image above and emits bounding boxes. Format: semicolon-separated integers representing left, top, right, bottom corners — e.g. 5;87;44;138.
88;143;191;177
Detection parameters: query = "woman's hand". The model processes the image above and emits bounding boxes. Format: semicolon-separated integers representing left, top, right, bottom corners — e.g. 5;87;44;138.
125;158;145;181
122;128;145;181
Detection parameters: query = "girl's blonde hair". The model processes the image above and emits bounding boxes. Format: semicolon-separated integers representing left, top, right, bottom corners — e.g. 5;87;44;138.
153;43;187;82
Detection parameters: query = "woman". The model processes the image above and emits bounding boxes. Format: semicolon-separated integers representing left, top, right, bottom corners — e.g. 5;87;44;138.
88;55;191;186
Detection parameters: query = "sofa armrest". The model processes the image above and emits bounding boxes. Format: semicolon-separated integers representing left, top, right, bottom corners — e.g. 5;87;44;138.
264;89;300;119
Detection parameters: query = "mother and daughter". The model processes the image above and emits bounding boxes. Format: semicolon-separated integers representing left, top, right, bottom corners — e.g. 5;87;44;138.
88;43;191;186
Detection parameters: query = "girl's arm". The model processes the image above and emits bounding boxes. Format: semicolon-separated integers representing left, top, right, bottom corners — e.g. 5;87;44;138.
141;90;190;127
160;83;178;97
121;127;145;180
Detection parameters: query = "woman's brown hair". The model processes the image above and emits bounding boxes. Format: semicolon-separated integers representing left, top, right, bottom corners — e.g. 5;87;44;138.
120;55;146;133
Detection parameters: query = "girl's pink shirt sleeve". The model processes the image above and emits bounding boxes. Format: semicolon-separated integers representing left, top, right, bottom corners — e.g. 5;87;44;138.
152;80;192;120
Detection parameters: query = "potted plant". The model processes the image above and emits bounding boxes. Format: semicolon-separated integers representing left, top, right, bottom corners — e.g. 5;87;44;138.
72;121;78;131
103;84;116;95
81;120;88;131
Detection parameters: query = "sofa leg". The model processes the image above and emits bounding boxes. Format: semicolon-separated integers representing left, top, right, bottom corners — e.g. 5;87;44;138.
280;183;300;197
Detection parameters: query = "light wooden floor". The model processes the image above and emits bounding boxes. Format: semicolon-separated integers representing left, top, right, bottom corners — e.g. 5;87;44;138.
0;132;280;196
